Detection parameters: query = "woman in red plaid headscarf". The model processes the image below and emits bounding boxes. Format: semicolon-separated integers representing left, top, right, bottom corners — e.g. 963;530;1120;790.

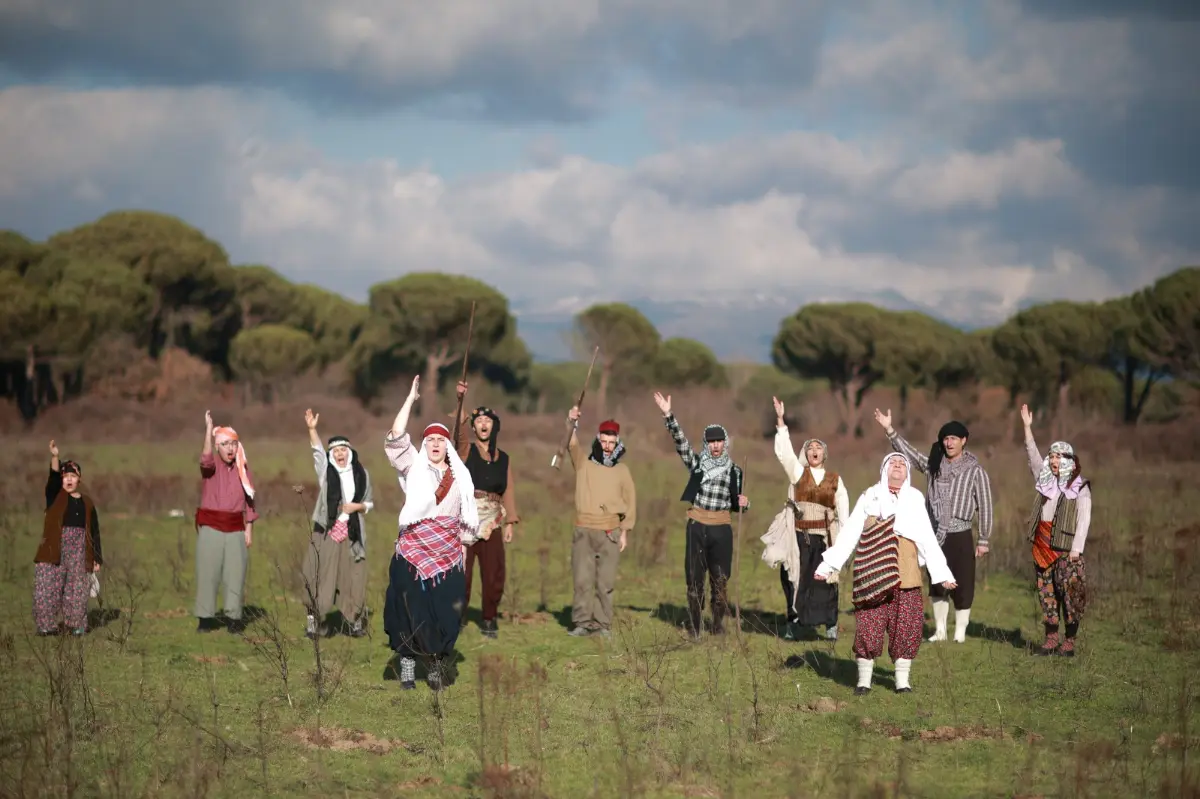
382;376;480;691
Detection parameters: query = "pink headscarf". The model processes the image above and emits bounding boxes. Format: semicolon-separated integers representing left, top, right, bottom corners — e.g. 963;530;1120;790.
214;426;255;499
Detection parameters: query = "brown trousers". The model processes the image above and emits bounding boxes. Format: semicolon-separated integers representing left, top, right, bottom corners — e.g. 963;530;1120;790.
301;531;367;622
571;526;621;630
463;529;507;621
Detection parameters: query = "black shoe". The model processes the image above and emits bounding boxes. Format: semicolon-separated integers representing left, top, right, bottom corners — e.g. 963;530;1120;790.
226;618;246;635
854;686;871;696
400;680;417;690
196;617;221;633
480;619;498;639
895;687;912;694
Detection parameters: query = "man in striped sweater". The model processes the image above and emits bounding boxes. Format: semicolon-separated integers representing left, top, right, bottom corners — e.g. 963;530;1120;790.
873;409;994;643
654;391;749;638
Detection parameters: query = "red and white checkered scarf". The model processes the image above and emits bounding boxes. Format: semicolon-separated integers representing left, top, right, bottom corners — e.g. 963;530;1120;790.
397;516;463;581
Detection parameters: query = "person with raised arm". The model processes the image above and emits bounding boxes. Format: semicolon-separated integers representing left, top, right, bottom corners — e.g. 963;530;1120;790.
33;440;102;636
563;404;637;638
873;408;993;643
1020;404;1091;658
194;411;257;635
653;390;748;638
815;453;956;695
382;376;480;690
301;408;374;639
771;396;849;641
450;380;520;640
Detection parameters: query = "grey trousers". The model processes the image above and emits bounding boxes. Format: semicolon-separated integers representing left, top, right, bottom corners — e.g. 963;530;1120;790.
301;531;367;621
571;526;621;630
194;525;248;620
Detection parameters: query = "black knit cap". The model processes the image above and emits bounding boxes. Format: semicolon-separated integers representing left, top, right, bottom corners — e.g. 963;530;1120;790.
60;460;82;476
704;424;728;442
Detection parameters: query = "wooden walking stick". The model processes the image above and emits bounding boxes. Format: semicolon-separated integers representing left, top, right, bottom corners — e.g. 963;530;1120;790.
450;300;477;447
550;346;600;470
733;458;748;633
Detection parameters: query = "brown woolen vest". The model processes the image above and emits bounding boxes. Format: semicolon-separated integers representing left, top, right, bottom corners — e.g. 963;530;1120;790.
35;490;97;570
793;467;840;509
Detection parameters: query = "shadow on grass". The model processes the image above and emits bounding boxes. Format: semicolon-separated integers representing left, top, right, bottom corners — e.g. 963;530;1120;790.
785;648;897;691
87;607;121;630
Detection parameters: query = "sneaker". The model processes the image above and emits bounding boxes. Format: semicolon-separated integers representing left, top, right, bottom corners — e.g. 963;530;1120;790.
348;618;366;638
854;686;871;696
480;619;498;639
305;614;318;639
825;625;838;641
783;621;798;641
36;628;58;637
895;687;912;694
597;628;611;638
71;627;86;636
568;626;592;637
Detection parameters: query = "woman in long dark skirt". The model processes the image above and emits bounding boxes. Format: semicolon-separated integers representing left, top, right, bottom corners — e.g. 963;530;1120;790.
383;375;480;690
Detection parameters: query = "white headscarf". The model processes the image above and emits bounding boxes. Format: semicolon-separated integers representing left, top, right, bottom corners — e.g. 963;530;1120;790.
397;429;480;537
328;445;357;522
815;452;954;584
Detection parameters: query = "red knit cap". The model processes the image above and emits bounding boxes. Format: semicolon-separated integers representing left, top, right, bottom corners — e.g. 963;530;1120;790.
423;422;450;440
598;419;620;435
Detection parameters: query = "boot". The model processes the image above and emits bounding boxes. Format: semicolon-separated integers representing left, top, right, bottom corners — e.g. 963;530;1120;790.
928;599;949;642
1034;629;1060;656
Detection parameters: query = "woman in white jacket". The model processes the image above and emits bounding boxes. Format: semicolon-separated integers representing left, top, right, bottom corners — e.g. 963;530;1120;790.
815;452;956;695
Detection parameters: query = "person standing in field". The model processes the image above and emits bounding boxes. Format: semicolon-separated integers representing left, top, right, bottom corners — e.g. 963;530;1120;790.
873;409;993;643
383;376;479;690
771;396;849;641
564;405;637;638
195;412;257;635
814;452;956;694
451;380;520;640
1020;404;1091;658
33;440;103;636
652;390;748;638
301;408;374;639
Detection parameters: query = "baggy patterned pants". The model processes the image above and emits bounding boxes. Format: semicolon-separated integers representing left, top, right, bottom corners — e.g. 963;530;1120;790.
33;526;90;633
852;587;924;661
1036;555;1086;630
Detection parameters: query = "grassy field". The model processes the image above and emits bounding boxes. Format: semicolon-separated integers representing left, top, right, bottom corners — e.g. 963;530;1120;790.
0;416;1197;798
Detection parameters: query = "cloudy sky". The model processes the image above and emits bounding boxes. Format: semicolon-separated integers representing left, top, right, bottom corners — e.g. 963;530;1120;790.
1;0;1197;361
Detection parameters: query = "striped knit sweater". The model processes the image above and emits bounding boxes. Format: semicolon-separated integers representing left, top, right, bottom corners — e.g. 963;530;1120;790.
852;515;900;608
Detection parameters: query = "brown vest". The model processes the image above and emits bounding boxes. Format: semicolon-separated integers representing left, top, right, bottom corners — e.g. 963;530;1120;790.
35;491;97;570
793;467;839;508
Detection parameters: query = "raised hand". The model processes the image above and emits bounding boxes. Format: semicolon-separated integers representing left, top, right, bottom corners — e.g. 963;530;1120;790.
568;405;581;423
204;410;213;431
49;439;59;457
653;391;672;416
873;408;892;430
456;380;468;399
772;396;785;421
305;408;319;429
408;375;421;402
1020;404;1034;428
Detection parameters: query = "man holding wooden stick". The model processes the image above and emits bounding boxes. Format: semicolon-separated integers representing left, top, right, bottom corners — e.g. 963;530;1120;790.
563;405;637;638
653;391;749;638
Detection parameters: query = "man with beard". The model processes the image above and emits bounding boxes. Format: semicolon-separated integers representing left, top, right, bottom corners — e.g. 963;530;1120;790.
874;409;994;643
564;405;637;638
772;396;849;641
451;380;520;640
653;391;748;638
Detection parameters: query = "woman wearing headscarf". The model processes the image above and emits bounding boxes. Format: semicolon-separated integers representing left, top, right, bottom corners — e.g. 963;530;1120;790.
1020;404;1091;658
814;453;956;695
33;439;103;636
770;396;849;641
194;410;258;635
302;408;374;639
383;376;480;690
873;409;994;643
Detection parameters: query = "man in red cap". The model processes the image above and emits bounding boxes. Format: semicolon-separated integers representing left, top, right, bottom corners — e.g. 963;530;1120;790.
563;404;637;637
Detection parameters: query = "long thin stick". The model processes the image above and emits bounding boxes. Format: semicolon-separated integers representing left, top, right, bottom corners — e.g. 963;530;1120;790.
550;346;600;470
733;458;747;633
451;301;477;447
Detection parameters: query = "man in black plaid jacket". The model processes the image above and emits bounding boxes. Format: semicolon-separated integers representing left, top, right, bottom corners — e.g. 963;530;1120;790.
653;391;749;638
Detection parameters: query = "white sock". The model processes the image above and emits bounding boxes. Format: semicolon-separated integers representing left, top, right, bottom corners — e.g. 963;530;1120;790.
929;600;949;641
399;657;416;682
894;658;912;690
856;658;874;688
954;609;971;642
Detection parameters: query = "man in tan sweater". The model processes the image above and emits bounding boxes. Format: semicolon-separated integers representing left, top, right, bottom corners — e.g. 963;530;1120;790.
565;405;637;637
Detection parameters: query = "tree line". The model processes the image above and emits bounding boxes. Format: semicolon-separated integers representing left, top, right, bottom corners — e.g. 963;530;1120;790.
1;210;1195;427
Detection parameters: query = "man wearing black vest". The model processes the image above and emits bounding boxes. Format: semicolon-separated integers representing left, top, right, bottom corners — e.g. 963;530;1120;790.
653;391;749;638
452;381;520;639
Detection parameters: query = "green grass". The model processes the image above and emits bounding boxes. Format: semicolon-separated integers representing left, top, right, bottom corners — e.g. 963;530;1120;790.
1;437;1197;798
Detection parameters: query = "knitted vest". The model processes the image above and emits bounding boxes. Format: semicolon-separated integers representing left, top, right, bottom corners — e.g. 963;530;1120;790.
852;514;901;609
1024;484;1088;552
